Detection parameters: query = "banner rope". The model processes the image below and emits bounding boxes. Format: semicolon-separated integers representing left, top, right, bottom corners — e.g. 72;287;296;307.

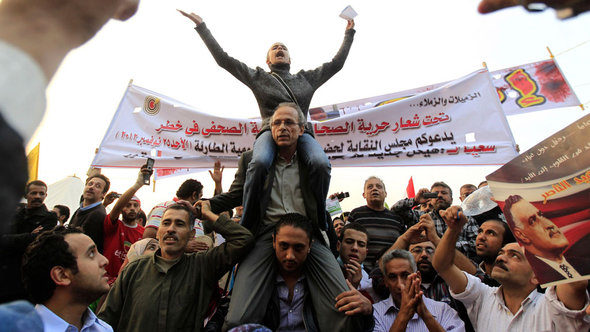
554;39;590;57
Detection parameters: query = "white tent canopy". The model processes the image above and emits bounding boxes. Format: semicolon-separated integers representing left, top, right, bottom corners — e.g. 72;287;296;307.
45;176;84;224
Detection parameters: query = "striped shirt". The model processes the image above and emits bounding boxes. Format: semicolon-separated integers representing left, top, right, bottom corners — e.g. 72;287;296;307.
373;295;465;332
347;205;406;271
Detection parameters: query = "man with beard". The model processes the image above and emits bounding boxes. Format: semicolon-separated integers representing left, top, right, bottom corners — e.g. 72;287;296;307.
392;181;479;261
263;213;374;332
348;176;406;270
102;166;151;283
433;205;590;332
474;219;515;287
0;180;58;302
21;227;112;331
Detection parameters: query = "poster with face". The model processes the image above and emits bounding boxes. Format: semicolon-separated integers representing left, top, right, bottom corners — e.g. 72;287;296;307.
487;113;590;287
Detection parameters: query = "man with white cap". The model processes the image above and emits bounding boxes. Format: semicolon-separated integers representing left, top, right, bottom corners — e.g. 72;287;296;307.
103;166;152;284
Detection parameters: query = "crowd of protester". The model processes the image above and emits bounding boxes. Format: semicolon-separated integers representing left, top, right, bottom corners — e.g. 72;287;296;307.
1;0;590;331
2;158;589;331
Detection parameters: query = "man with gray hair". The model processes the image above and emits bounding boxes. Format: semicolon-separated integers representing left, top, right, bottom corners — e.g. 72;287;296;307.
373;249;464;332
348;176;406;270
206;103;360;331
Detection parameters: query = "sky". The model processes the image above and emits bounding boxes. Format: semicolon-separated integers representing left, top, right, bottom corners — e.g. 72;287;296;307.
29;1;590;214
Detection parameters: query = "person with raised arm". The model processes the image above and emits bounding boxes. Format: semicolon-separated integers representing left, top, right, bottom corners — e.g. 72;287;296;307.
432;205;590;331
178;9;355;231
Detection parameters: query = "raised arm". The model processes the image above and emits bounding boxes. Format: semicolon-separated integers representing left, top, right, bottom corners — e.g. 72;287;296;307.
390;222;425;250
419;212;476;275
108;166;151;223
178;10;258;86
178;9;203;26
209;153;248;214
556;279;588;310
391;188;431;226
208;160;224;196
197;200;254;278
431;206;468;294
302;19;356;89
478;0;590;16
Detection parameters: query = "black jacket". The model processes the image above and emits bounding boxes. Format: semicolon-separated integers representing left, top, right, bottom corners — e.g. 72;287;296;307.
70;203;106;253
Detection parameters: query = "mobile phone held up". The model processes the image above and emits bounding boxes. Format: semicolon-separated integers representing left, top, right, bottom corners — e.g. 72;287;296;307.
422;192;438;199
144;158;154;185
336;192;350;200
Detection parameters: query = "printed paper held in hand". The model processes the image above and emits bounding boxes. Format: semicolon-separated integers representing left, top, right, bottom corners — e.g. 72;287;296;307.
340;5;357;20
326;198;343;216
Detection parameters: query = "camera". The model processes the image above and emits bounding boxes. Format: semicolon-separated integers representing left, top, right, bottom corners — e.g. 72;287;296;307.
422;192;438;199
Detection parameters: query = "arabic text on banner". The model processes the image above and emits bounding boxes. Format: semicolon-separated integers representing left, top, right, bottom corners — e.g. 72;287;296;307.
308;59;579;121
91;69;518;172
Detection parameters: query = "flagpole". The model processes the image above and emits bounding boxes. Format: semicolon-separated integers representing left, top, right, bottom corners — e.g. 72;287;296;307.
546;46;554;59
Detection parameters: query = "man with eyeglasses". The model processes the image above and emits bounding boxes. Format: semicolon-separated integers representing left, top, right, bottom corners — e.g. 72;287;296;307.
206;103;362;331
392;181;479;262
459;184;477;202
179;11;355;243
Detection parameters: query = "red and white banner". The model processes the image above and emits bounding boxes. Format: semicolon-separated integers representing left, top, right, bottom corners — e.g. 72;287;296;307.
309;59;580;121
92;68;518;173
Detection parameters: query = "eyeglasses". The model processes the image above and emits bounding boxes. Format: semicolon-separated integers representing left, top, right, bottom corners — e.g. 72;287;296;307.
271;119;300;127
410;247;435;255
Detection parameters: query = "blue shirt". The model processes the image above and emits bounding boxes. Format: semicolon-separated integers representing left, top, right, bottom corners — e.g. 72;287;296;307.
276;274;306;332
79;201;102;212
372;295;465;332
36;304;113;332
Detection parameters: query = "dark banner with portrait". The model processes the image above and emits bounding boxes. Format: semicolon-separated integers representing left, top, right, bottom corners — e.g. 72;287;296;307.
486;113;590;287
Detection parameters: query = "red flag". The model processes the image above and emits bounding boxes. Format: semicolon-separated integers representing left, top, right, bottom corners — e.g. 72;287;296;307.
406;177;415;198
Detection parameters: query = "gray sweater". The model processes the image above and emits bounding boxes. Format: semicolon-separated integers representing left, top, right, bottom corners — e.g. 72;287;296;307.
195;23;355;129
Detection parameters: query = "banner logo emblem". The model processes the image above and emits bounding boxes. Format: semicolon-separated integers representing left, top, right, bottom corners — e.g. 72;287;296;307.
144;96;161;115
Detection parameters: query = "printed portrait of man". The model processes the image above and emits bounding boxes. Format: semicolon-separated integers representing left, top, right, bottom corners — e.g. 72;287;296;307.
504;194;590;285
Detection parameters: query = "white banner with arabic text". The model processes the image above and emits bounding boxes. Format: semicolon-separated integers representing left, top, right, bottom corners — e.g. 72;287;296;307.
91;68;518;172
308;59;580;121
